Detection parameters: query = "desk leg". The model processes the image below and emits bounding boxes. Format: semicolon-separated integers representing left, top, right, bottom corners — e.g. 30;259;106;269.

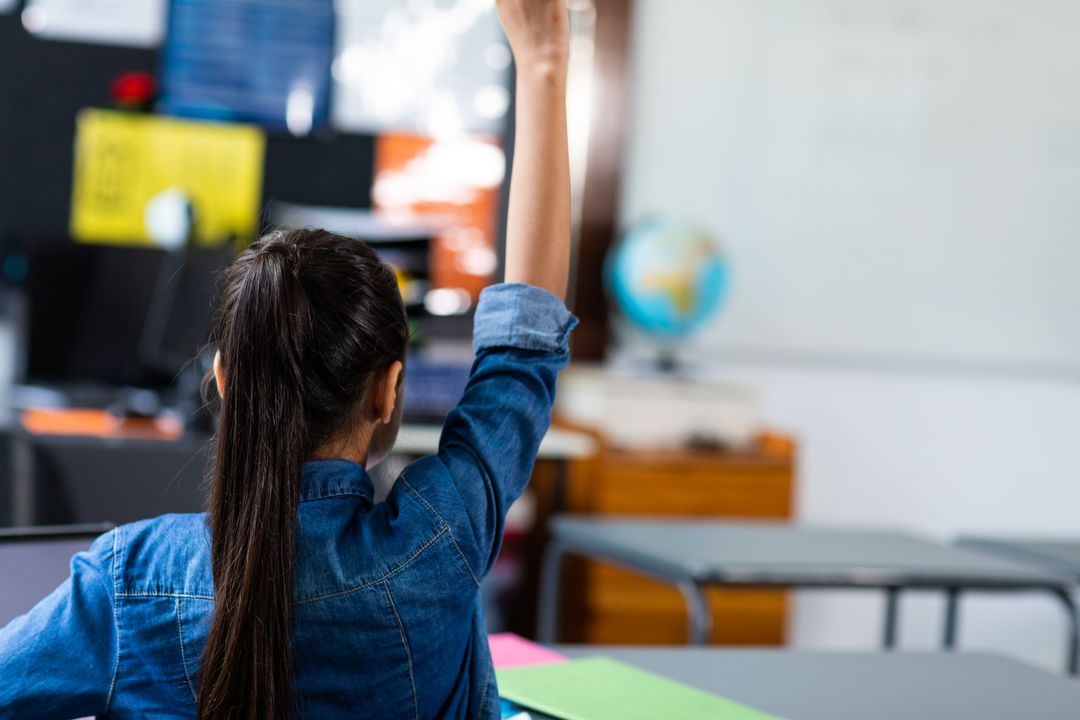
943;588;961;650
678;582;712;646
11;432;34;526
551;459;569;514
1053;589;1080;676
883;587;901;649
537;540;569;644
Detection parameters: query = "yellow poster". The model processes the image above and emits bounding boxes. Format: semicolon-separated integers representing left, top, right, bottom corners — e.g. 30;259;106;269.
70;109;265;246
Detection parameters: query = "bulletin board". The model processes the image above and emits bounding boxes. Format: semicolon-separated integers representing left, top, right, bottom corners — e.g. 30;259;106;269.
70;109;265;245
0;15;376;246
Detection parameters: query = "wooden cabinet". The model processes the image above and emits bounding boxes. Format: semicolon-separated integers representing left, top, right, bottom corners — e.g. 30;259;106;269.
550;432;796;645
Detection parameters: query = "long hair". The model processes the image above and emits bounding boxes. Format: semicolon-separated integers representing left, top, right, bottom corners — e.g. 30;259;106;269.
197;228;408;719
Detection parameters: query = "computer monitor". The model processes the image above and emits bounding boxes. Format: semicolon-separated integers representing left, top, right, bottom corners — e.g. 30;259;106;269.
21;240;230;393
0;524;113;628
139;244;233;383
22;242;165;388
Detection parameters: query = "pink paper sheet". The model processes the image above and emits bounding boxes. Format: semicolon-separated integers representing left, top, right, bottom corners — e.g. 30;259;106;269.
488;633;568;669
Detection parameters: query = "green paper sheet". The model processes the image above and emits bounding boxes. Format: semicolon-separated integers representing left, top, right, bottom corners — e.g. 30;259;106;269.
496;656;782;720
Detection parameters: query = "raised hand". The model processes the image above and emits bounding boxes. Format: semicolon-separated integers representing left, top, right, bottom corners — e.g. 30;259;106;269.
495;0;572;299
496;0;571;75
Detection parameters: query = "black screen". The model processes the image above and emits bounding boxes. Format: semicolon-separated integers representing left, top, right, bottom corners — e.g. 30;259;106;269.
24;241;165;387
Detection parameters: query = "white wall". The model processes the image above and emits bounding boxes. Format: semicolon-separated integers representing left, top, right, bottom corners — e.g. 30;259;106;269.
621;0;1080;372
619;0;1080;670
717;362;1080;669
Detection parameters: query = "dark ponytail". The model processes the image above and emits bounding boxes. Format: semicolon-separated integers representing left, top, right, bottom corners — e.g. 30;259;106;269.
198;229;408;719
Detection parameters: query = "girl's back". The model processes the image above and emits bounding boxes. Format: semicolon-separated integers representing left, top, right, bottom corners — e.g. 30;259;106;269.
0;1;573;716
0;280;575;719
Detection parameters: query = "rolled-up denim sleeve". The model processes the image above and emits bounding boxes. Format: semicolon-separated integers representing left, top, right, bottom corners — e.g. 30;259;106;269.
0;530;118;719
436;283;577;575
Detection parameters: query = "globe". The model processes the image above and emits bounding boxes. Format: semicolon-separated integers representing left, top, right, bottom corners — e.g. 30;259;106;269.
606;218;728;339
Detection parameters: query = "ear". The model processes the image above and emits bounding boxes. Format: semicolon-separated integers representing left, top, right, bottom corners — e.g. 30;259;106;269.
374;361;404;425
213;350;226;398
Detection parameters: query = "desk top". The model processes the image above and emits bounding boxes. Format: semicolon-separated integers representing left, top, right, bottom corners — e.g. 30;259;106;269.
560;648;1080;720
394;424;596;460
551;517;1071;589
19;409;597;461
960;537;1080;581
0;534;100;627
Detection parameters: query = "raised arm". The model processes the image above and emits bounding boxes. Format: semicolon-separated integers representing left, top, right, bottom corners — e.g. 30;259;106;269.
406;2;577;578
498;0;571;299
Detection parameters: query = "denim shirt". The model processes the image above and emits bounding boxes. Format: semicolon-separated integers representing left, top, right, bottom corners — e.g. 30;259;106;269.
0;283;577;720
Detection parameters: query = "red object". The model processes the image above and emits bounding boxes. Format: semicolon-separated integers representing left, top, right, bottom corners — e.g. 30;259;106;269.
111;71;157;108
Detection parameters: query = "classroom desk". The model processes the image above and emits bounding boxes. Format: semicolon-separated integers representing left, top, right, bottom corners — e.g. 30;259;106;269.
394;424;596;461
557;648;1080;720
538;517;1080;673
9;413;595;527
959;537;1080;583
0;524;111;627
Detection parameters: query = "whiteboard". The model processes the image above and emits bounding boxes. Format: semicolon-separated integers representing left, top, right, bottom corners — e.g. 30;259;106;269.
620;0;1080;372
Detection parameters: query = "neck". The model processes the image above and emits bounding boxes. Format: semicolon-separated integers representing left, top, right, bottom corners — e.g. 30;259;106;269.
310;425;374;465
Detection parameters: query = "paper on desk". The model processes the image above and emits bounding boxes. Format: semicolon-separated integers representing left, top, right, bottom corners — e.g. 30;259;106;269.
489;633;568;670
497;656;782;720
22;0;166;47
70;109;264;247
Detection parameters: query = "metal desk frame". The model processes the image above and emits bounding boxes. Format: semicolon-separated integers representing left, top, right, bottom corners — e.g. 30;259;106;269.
958;537;1080;581
538;524;1080;675
554;648;1080;720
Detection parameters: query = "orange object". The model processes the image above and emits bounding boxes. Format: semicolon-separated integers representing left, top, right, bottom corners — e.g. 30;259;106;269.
20;408;185;441
530;424;797;646
373;133;504;298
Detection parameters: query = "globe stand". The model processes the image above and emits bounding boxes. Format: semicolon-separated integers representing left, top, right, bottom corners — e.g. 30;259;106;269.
656;347;679;374
609;323;695;380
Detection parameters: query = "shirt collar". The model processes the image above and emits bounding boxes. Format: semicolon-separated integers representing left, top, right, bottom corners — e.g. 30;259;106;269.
300;459;375;505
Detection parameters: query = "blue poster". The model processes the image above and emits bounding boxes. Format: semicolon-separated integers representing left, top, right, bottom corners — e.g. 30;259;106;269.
161;0;333;134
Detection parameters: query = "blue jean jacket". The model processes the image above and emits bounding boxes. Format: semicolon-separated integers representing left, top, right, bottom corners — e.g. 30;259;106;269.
0;283;577;719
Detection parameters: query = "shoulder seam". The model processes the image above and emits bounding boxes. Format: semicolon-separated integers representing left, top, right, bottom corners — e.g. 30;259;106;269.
400;474;482;588
296;525;450;605
116;591;215;600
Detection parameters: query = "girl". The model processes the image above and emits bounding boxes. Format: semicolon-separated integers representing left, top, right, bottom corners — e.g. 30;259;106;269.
0;1;574;717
